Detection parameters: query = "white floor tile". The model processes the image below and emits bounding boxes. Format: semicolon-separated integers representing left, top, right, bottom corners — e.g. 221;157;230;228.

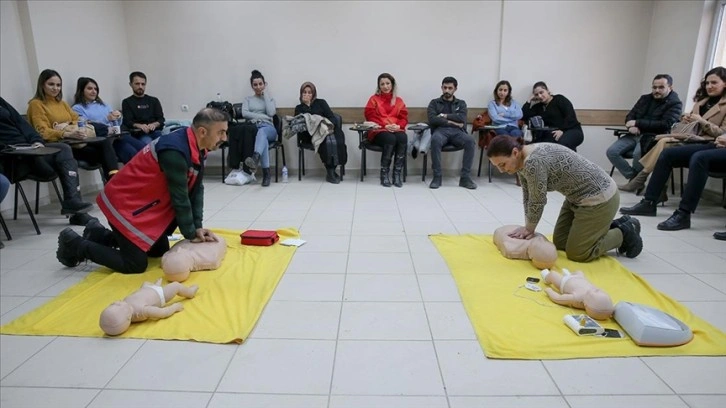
285;252;348;274
449;396;569;408
565;395;688;408
417;274;462;301
329;395;448;408
411;250;451;274
208;393;328;408
217;339;335;394
654;252;725;274
339;302;430;340
682;301;726;332
0;387;99;408
0;296;31;316
0;335;54;378
425;302;477;340
296;234;350;252
88;390;212;408
343;274;422;301
641;356;726;394
1;337;144;388
347;252;414;274
331;340;444;395
680;395;726;408
271;274;345;301
107;340;237;392
251;301;341;339
435;340;559;396
642;274;726;301
543;358;672;395
349;235;410;252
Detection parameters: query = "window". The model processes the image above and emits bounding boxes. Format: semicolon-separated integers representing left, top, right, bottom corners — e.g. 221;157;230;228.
708;0;726;68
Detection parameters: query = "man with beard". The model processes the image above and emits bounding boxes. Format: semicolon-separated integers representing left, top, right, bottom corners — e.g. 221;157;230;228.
56;108;228;274
427;76;477;190
122;71;166;144
607;74;682;184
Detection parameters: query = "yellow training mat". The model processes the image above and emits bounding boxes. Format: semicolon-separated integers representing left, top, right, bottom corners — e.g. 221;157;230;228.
0;229;298;344
430;233;726;360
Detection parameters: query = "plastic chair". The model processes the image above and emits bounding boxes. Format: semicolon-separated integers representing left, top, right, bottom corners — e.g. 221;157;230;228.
350;127;406;183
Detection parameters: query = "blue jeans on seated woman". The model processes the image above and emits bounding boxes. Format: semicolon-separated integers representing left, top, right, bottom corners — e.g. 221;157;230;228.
494;125;523;137
114;134;147;163
0;173;9;203
254;122;278;169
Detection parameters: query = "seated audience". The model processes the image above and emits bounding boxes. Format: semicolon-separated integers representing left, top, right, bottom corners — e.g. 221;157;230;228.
427;76;477;190
55;108;228;274
607;74;682;181
294;81;348;184
620;66;726;195
242;69;277;187
72;77;145;163
364;73;409;187
26;69;119;183
620;134;726;232
487;80;524;137
121;71;165;145
1;96;94;225
487;135;643;262
522;81;584;151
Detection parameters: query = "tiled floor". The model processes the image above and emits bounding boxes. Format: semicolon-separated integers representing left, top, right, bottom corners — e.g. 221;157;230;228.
1;171;725;408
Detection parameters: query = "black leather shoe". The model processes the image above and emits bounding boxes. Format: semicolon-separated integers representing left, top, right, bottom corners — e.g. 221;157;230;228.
57;228;84;267
657;209;691;231
714;231;726;241
261;168;271;187
459;177;477;190
429;175;442;189
411;147;419;159
617;217;643;258
620;199;656;216
325;168;340;184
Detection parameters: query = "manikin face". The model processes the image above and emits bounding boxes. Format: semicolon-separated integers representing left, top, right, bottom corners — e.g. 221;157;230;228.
198;121;228;151
252;78;265;95
441;82;456;99
131;76;146;96
533;86;551;103
489;149;521;175
378;78;393;94
651;78;671;99
705;74;725;97
83;82;99;102
44;76;62;98
497;84;510;101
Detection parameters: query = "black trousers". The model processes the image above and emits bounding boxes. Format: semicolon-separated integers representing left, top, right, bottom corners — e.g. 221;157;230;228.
533;127;584;151
71;138;119;176
226;123;257;173
80;223;176;274
644;143;726;213
300;126;348;168
371;131;407;165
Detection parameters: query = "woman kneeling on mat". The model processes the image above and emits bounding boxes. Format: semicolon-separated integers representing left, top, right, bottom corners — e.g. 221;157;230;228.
486;136;643;262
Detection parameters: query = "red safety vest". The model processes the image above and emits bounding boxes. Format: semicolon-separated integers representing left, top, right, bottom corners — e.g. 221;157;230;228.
97;128;201;251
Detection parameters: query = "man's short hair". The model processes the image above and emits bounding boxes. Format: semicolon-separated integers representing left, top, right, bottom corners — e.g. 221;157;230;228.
129;71;147;83
193;107;230;129
653;74;673;86
442;76;458;88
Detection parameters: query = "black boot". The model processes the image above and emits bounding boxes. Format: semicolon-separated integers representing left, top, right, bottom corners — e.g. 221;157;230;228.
69;213;97;227
83;218;117;247
459;177;477;190
617;217;643;258
392;153;404;188
261;168;271;187
380;168;392;187
244;152;261;172
326;167;340;184
657;209;691;231
429;175;442;189
57;227;86;267
58;159;93;215
714;231;726;241
380;144;394;187
620;199;657;216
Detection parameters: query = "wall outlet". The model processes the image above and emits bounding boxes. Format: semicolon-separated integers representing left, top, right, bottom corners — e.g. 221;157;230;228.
180;104;189;112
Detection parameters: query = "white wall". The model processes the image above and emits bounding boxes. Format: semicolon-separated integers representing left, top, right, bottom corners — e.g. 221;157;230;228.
0;0;34;109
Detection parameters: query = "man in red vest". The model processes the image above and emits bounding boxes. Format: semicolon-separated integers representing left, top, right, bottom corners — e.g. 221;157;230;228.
56;108;229;274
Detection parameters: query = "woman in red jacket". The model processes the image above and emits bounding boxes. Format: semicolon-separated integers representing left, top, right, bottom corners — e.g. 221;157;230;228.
364;73;409;187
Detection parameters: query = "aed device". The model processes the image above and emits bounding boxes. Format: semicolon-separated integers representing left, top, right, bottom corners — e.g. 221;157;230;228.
563;314;605;336
613;302;693;347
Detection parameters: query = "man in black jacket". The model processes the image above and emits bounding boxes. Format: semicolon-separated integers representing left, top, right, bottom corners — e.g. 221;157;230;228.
0;97;93;221
606;74;682;181
427;77;477;190
122;71;165;145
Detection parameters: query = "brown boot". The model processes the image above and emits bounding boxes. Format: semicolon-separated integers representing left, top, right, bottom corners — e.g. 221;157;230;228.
618;171;648;194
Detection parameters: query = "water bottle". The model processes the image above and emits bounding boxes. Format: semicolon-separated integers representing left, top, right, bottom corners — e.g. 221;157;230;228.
282;165;289;183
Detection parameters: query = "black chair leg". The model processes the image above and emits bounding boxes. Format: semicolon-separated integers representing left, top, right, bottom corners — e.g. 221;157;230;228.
13;184;19;220
477;146;484;177
422;154;427;182
0;211;10;240
488;160;493;183
609;166;615;177
52;180;62;204
16;183;41;235
340;165;345;181
274;148;279;183
221;146;227;183
35;181;40;214
360;150;365;182
298;148;303;181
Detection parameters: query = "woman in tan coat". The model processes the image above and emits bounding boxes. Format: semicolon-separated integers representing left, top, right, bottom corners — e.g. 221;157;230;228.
620;66;726;196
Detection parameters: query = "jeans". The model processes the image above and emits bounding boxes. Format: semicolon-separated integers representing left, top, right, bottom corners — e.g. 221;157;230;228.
133;130;162;145
430;127;475;177
494;126;523;137
643;143;726;213
0;173;9;203
606;134;642;179
114;134;147;163
254;122;278;169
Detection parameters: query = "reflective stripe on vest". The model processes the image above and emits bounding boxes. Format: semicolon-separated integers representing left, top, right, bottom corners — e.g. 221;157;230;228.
98;189;156;247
